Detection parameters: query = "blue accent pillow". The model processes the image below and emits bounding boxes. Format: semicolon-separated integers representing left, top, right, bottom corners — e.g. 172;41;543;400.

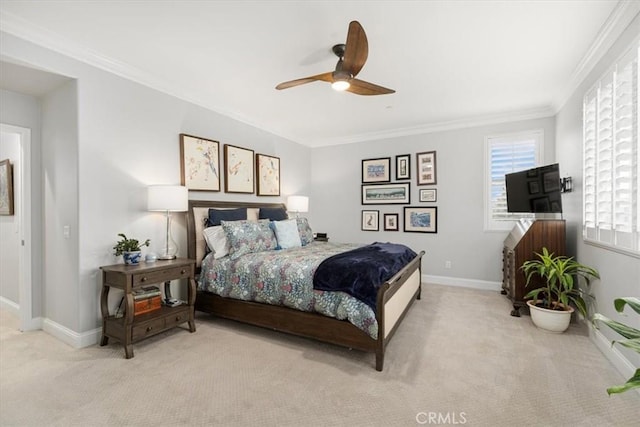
259;207;288;221
205;208;247;227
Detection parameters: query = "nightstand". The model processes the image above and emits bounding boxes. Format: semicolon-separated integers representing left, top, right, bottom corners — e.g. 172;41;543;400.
99;258;196;358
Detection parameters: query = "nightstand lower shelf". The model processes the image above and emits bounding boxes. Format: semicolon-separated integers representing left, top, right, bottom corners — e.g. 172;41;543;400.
102;305;194;358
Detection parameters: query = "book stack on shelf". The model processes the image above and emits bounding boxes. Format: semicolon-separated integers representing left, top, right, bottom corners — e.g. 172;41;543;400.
115;286;162;317
133;286;162;316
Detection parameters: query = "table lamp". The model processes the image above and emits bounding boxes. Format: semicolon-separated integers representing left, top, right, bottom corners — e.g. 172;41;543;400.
147;185;188;260
287;195;309;217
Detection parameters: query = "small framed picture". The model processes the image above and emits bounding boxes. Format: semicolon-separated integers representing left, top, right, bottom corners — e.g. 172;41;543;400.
0;159;14;215
419;189;437;202
416;151;437;185
362;157;391;183
224;144;255;194
404;206;437;233
362;183;411;205
180;134;220;191
255;153;280;196
395;154;411;180
383;213;399;231
361;210;379;231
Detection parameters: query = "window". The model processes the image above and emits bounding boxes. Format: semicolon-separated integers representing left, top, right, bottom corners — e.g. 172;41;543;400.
484;130;543;231
583;42;639;256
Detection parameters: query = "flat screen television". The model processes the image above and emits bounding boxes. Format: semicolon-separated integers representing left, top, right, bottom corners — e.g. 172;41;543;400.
505;163;563;213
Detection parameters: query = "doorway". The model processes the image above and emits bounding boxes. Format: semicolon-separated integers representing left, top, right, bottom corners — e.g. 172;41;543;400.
0;124;34;331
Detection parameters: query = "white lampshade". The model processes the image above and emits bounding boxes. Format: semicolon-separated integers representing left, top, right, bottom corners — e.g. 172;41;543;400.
287;195;309;213
148;185;188;212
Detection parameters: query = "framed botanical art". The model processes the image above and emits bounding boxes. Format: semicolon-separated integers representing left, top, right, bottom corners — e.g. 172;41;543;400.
180;134;220;191
404;206;437;233
416;151;437;185
362;157;391;183
361;210;379;231
419;188;437;202
383;213;399;231
395;154;411;180
361;183;410;205
256;153;280;196
0;159;14;215
224;144;255;194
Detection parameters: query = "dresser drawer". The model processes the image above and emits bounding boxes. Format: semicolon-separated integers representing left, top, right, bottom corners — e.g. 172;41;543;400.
133;266;191;286
132;317;166;340
165;308;190;328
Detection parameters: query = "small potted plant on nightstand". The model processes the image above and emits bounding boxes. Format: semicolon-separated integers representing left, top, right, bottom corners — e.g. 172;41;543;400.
521;247;599;333
113;233;150;265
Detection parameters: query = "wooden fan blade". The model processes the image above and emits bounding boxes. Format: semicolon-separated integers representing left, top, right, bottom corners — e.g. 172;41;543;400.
346;79;395;96
275;72;333;90
342;21;368;77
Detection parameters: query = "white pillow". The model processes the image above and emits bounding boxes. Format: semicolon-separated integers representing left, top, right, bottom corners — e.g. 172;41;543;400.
273;219;302;249
203;226;230;259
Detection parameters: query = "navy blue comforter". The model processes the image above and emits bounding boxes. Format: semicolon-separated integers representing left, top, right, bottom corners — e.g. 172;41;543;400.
313;242;417;310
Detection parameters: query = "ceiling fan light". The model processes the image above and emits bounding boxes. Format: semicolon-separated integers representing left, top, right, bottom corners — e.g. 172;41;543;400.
332;80;350;91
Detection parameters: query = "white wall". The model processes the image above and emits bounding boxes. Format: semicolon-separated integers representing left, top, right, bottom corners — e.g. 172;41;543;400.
1;31;312;338
42;80;80;331
0;131;20;304
555;14;640;367
0;89;43;318
310;117;556;285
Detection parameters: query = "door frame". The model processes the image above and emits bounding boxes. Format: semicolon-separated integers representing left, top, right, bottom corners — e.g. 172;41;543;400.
1;123;35;331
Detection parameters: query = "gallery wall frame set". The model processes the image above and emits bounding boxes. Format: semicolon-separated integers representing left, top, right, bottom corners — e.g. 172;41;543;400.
404;206;437;233
362;157;391;183
361;210;379;231
419;189;437;202
383;213;399;231
362;182;411;205
180;133;280;196
0;159;14;216
395;154;411;180
416;151;437;185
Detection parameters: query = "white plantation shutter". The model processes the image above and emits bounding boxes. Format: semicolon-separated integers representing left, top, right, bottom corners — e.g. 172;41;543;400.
583;42;639;255
485;130;541;231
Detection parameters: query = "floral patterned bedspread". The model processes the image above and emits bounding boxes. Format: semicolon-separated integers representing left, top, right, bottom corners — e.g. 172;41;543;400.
197;241;379;339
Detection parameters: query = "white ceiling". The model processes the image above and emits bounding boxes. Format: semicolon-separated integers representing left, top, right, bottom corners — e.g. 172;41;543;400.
0;1;636;147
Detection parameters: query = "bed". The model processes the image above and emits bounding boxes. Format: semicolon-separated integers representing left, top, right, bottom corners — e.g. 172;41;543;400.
186;200;424;371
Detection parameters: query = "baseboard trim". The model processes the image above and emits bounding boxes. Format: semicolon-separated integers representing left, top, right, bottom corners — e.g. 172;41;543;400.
42;319;101;349
423;274;502;292
589;323;639;395
0;296;20;316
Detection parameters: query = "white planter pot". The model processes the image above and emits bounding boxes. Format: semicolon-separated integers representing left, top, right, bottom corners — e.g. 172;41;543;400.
526;300;574;333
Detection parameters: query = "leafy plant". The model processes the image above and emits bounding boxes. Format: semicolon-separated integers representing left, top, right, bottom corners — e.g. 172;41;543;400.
521;247;599;317
593;297;640;395
112;233;150;256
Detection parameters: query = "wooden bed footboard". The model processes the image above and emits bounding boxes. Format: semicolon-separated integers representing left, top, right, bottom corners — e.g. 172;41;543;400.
187;199;425;371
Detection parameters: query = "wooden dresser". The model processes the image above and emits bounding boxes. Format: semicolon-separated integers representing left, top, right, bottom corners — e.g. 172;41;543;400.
502;219;566;316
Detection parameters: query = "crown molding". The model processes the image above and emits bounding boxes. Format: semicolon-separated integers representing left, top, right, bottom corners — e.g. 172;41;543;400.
552;0;640;113
303;106;555;147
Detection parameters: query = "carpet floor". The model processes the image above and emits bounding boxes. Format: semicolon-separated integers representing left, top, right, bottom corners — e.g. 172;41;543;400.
1;283;638;426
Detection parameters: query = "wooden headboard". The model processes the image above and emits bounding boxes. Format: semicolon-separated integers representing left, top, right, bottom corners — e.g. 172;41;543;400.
186;200;287;270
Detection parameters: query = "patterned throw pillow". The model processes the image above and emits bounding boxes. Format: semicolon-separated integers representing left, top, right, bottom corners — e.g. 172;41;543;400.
222;219;278;260
295;217;314;246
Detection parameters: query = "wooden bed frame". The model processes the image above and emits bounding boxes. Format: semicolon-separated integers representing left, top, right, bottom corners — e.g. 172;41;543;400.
186;200;424;371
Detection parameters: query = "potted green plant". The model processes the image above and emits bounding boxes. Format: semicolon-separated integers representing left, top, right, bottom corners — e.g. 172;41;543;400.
593;297;640;395
113;233;150;265
521;247;599;333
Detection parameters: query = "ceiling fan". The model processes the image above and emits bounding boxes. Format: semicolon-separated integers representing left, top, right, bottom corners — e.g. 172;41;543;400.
275;21;395;96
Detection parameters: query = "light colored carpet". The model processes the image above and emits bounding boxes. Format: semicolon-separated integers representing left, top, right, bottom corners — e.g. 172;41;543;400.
1;284;638;426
